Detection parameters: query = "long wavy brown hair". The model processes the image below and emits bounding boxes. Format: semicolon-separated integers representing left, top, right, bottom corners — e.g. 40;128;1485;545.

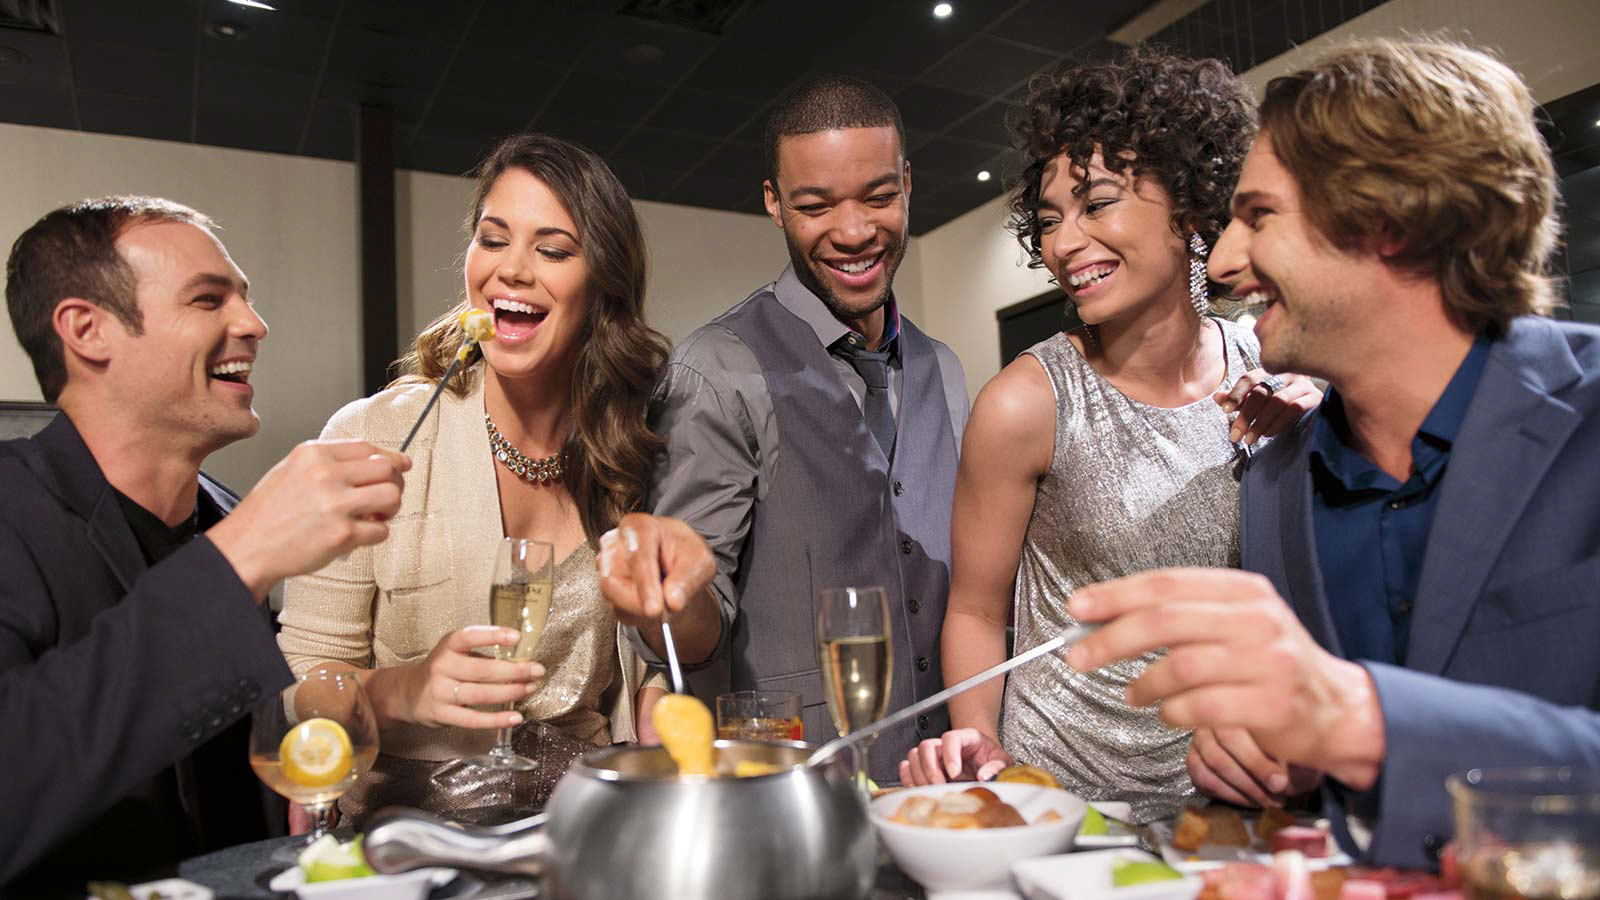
393;133;669;545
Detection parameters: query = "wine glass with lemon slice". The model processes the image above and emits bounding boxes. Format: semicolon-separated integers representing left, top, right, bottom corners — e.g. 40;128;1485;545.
249;667;379;848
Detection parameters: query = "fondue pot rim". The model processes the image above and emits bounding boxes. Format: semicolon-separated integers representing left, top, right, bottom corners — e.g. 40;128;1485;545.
571;738;820;784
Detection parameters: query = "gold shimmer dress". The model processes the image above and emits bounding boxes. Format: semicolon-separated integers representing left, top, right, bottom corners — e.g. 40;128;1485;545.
999;318;1260;824
278;370;651;823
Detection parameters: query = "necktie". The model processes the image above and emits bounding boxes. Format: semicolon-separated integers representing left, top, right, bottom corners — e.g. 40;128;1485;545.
835;336;896;461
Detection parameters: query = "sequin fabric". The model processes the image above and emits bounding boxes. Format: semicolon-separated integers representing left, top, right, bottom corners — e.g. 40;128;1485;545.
999;319;1260;824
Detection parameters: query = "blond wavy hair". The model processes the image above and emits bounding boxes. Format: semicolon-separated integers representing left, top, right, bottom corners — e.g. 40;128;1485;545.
393;134;669;546
1259;37;1561;333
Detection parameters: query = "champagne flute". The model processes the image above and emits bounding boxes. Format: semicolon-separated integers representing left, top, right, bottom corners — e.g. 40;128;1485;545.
817;586;892;793
458;537;555;773
249;667;379;850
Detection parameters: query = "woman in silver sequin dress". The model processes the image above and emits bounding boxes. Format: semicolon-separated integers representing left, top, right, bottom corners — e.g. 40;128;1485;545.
899;49;1320;822
279;134;670;825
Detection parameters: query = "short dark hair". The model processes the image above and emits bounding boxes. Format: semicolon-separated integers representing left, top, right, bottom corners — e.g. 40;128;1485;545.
5;196;215;402
1006;47;1256;274
763;74;907;184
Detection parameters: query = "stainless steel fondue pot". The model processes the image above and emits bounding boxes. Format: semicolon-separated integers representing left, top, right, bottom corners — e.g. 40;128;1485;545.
364;739;878;900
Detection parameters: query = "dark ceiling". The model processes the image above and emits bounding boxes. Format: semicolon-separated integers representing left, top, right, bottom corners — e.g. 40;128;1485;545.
0;0;1382;235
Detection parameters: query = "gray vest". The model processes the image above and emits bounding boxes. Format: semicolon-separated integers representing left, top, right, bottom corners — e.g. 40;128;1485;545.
717;288;957;781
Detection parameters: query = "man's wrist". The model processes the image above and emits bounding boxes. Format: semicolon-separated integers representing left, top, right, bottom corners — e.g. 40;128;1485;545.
205;518;274;600
1322;659;1386;790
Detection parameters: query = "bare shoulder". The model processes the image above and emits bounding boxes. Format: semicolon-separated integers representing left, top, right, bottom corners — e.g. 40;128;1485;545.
965;354;1056;471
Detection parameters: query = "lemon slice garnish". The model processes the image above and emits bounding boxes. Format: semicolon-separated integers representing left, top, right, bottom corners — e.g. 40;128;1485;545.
279;717;354;788
654;694;715;776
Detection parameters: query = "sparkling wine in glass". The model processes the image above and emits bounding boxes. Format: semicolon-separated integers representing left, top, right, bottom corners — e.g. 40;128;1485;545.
460;537;555;773
817;586;892;791
249;667;379;850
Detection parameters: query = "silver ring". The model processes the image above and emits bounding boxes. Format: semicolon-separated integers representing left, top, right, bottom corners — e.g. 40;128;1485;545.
1260;375;1286;395
452;683;462;704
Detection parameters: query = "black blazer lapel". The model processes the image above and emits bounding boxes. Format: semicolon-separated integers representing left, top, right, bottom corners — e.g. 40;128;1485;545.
1407;322;1583;675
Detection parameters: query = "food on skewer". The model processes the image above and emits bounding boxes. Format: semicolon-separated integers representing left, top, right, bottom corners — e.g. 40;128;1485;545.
653;693;715;776
457;307;496;358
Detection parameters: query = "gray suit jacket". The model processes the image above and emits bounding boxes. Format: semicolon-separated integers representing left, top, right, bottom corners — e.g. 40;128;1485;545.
1241;316;1600;869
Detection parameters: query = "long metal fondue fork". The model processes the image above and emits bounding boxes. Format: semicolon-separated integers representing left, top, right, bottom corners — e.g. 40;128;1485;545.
806;624;1100;769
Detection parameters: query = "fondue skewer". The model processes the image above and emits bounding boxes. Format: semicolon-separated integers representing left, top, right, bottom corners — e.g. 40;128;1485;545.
399;309;496;454
807;623;1101;769
660;615;687;694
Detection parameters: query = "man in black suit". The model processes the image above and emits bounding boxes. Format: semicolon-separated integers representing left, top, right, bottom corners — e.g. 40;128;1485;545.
0;196;409;889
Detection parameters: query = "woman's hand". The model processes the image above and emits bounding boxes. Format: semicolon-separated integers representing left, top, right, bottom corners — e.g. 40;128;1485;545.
1215;369;1322;445
900;728;1016;785
369;626;544;730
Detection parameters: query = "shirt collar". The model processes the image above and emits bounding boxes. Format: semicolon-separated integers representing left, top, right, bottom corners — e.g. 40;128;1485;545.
773;263;900;356
1311;332;1494;489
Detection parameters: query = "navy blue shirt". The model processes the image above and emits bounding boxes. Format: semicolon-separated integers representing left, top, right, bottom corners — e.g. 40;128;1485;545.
1310;336;1491;665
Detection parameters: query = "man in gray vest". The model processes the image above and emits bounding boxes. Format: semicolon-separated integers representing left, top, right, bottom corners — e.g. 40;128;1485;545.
598;74;968;780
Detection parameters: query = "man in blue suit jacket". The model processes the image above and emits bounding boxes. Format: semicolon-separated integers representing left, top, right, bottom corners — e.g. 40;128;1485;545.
1;197;409;889
1062;38;1600;870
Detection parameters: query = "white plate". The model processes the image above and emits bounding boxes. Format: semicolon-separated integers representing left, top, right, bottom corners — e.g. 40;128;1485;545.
1146;816;1351;872
1074;802;1142;851
1013;848;1203;900
86;879;213;900
267;865;456;899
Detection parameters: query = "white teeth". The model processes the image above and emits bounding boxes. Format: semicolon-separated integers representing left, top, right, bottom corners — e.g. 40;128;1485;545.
209;361;251;377
1068;264;1115;288
831;256;879;275
1243;290;1271;306
492;298;540;315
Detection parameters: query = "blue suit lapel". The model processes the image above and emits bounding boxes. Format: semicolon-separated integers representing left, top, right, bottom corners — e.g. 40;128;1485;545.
1273;423;1343;655
1407;320;1583;675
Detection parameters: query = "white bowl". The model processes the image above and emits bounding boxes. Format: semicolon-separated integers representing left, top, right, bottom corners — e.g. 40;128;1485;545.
267;864;454;900
1013;848;1203;900
870;782;1087;892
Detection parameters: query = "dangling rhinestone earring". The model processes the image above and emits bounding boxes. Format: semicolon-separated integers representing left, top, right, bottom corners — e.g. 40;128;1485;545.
1188;233;1210;319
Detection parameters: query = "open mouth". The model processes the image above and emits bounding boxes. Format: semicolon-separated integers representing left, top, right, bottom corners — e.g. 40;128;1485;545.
822;252;884;287
1067;261;1118;294
209;360;252;385
491;297;548;340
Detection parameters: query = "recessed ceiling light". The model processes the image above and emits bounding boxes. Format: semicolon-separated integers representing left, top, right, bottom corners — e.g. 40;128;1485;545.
977;170;991;182
227;0;276;9
1594;117;1600;127
933;3;954;19
206;21;247;39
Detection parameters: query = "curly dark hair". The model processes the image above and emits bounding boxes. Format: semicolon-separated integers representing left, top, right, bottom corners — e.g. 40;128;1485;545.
1006;47;1257;282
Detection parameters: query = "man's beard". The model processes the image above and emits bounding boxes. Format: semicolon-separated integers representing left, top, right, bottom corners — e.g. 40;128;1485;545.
785;231;903;323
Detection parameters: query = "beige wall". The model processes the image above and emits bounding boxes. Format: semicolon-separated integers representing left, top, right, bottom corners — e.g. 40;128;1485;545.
910;0;1600;404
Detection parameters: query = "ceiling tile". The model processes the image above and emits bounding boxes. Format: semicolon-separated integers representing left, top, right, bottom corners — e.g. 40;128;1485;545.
198;58;315;114
920;168;1008;212
545;72;668;125
316;79;432;122
195;107;301;155
76;91;190;142
680;41;809;102
468;1;607;65
423;98;532;142
0;85;77;129
526;112;633;156
435;51;564;109
298;99;354;160
986;0;1146;49
61;0;197;53
920;35;1058;98
690;140;766;183
323;27;454;93
645;88;758;140
71;41;192;100
611;127;720;172
343;0;473;42
946;98;1014;146
577;14;718;83
666;172;753;210
606;158;678;202
893;83;986;135
0;30;71;90
199;4;331;72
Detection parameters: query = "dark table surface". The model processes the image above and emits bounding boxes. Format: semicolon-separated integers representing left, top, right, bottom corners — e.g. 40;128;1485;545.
177;833;927;900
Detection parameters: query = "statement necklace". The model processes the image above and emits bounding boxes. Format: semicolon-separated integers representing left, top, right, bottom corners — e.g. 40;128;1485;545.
485;413;563;485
